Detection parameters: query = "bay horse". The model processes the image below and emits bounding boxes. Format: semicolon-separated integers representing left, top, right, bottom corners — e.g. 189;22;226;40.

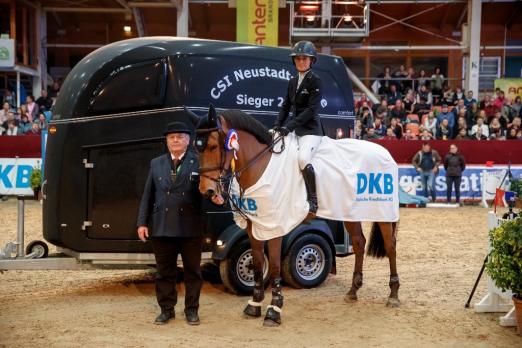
194;106;400;327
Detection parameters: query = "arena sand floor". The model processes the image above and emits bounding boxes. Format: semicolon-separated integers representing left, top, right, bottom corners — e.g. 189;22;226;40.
0;200;519;347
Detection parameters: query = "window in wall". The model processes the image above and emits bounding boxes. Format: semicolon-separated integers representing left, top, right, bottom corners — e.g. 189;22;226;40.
462;56;501;92
369;57;406;78
89;59;167;115
0;4;10;37
342;57;364;92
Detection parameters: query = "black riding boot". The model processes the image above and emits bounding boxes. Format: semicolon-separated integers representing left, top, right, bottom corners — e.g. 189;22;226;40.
302;164;318;214
264;277;283;326
243;270;264;318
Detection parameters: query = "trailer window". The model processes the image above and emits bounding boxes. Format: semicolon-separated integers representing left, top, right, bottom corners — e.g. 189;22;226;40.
89;59;167;115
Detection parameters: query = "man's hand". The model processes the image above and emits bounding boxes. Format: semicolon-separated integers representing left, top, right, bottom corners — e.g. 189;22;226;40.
432;167;438;173
137;226;149;242
278;127;290;136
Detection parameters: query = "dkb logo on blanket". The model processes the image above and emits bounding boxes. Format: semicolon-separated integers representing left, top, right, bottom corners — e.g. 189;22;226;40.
356;173;394;202
230;194;258;212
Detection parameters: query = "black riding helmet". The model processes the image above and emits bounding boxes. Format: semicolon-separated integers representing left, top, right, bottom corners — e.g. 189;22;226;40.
290;40;317;65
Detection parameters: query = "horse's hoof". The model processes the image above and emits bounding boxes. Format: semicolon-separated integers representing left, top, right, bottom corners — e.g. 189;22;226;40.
263;305;281;326
386;297;400;308
263;318;281;327
243;301;262;318
344;292;358;302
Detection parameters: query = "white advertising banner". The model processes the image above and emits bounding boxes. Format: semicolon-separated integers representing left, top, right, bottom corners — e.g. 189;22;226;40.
0;158;41;196
0;39;15;68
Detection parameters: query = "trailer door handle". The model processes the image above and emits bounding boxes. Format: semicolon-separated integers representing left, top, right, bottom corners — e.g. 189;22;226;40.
41;179;47;200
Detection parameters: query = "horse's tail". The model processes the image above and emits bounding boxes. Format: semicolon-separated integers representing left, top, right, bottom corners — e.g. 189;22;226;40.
367;221;399;258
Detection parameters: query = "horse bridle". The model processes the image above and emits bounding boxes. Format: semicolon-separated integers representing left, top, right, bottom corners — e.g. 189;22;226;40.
196;127;285;204
196;127;232;198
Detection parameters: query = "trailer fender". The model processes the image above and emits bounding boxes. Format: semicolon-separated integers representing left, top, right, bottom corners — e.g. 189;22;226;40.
211;224;248;261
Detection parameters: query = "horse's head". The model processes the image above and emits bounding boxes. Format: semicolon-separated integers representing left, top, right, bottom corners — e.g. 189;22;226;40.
195;105;233;205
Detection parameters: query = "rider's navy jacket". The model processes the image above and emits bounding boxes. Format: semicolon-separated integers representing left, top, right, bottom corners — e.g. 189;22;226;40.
275;70;323;136
137;151;202;238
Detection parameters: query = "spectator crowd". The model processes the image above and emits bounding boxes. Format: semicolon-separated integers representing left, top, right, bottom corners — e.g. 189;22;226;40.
355;66;522;141
0;83;59;136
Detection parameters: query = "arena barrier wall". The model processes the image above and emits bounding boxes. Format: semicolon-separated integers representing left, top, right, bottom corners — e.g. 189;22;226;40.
1;136;521;199
372;139;522;165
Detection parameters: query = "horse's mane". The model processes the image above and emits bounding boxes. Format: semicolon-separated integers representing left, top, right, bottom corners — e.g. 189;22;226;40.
220;109;272;145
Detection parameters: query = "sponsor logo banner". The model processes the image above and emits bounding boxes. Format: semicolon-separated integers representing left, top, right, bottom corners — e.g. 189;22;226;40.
237;0;278;47
399;165;522;200
495;78;522;100
0;158;41;196
355;172;395;202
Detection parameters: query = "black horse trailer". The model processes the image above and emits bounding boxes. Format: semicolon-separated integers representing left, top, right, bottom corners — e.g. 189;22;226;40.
37;38;355;293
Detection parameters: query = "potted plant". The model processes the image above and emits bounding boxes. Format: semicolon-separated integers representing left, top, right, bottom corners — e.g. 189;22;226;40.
510;178;522;208
485;217;522;334
30;166;42;200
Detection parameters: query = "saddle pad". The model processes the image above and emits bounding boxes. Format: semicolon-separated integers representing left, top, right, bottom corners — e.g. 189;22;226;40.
230;133;399;241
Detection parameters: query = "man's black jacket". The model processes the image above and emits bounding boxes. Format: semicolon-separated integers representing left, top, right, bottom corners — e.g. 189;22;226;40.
137;151;202;238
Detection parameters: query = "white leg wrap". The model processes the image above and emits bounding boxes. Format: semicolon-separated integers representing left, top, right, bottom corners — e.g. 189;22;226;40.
266;305;282;313
247;300;262;307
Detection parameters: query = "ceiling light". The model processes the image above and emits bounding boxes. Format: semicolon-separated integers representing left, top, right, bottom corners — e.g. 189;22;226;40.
300;5;319;11
123;26;131;33
306;16;315;22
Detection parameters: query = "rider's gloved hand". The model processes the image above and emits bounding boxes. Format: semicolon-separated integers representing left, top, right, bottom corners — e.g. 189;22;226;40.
278;127;290;136
270;126;281;134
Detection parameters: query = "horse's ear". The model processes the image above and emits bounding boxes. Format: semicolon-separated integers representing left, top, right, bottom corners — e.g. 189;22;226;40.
184;105;198;117
183;106;200;128
208;104;218;128
219;115;229;133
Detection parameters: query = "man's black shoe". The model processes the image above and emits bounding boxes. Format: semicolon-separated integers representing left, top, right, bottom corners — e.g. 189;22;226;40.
185;310;200;325
154;310;174;325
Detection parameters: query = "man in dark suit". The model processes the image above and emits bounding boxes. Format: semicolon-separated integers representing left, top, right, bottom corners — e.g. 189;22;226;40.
273;40;323;218
137;121;203;325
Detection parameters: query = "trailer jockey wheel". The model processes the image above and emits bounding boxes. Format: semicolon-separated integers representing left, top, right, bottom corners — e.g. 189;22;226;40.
25;240;49;259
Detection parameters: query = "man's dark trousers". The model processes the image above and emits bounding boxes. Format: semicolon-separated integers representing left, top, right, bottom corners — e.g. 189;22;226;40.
151;237;203;312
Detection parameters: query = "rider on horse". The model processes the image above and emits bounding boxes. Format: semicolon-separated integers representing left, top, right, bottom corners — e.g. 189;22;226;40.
273;40;323;217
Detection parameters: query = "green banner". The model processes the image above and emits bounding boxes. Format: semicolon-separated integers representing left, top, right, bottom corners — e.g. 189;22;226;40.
236;0;278;47
494;78;522;100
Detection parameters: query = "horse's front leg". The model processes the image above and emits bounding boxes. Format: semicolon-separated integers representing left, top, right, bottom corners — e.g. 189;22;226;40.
263;237;283;327
344;221;365;302
379;222;400;307
243;222;266;318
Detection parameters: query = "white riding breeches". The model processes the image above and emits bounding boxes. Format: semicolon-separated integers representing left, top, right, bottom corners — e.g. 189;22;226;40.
297;134;322;170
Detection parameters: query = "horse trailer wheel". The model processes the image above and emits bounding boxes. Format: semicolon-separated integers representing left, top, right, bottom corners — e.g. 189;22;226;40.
282;234;332;289
219;238;268;295
25;240;49;259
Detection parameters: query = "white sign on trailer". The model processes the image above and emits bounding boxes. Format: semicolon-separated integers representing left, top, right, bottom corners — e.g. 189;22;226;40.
0;158;40;196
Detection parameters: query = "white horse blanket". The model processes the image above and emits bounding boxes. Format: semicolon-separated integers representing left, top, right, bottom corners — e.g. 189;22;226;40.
230;133;399;241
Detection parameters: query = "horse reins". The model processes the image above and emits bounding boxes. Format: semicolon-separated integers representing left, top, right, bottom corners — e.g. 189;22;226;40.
196;127;285;216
